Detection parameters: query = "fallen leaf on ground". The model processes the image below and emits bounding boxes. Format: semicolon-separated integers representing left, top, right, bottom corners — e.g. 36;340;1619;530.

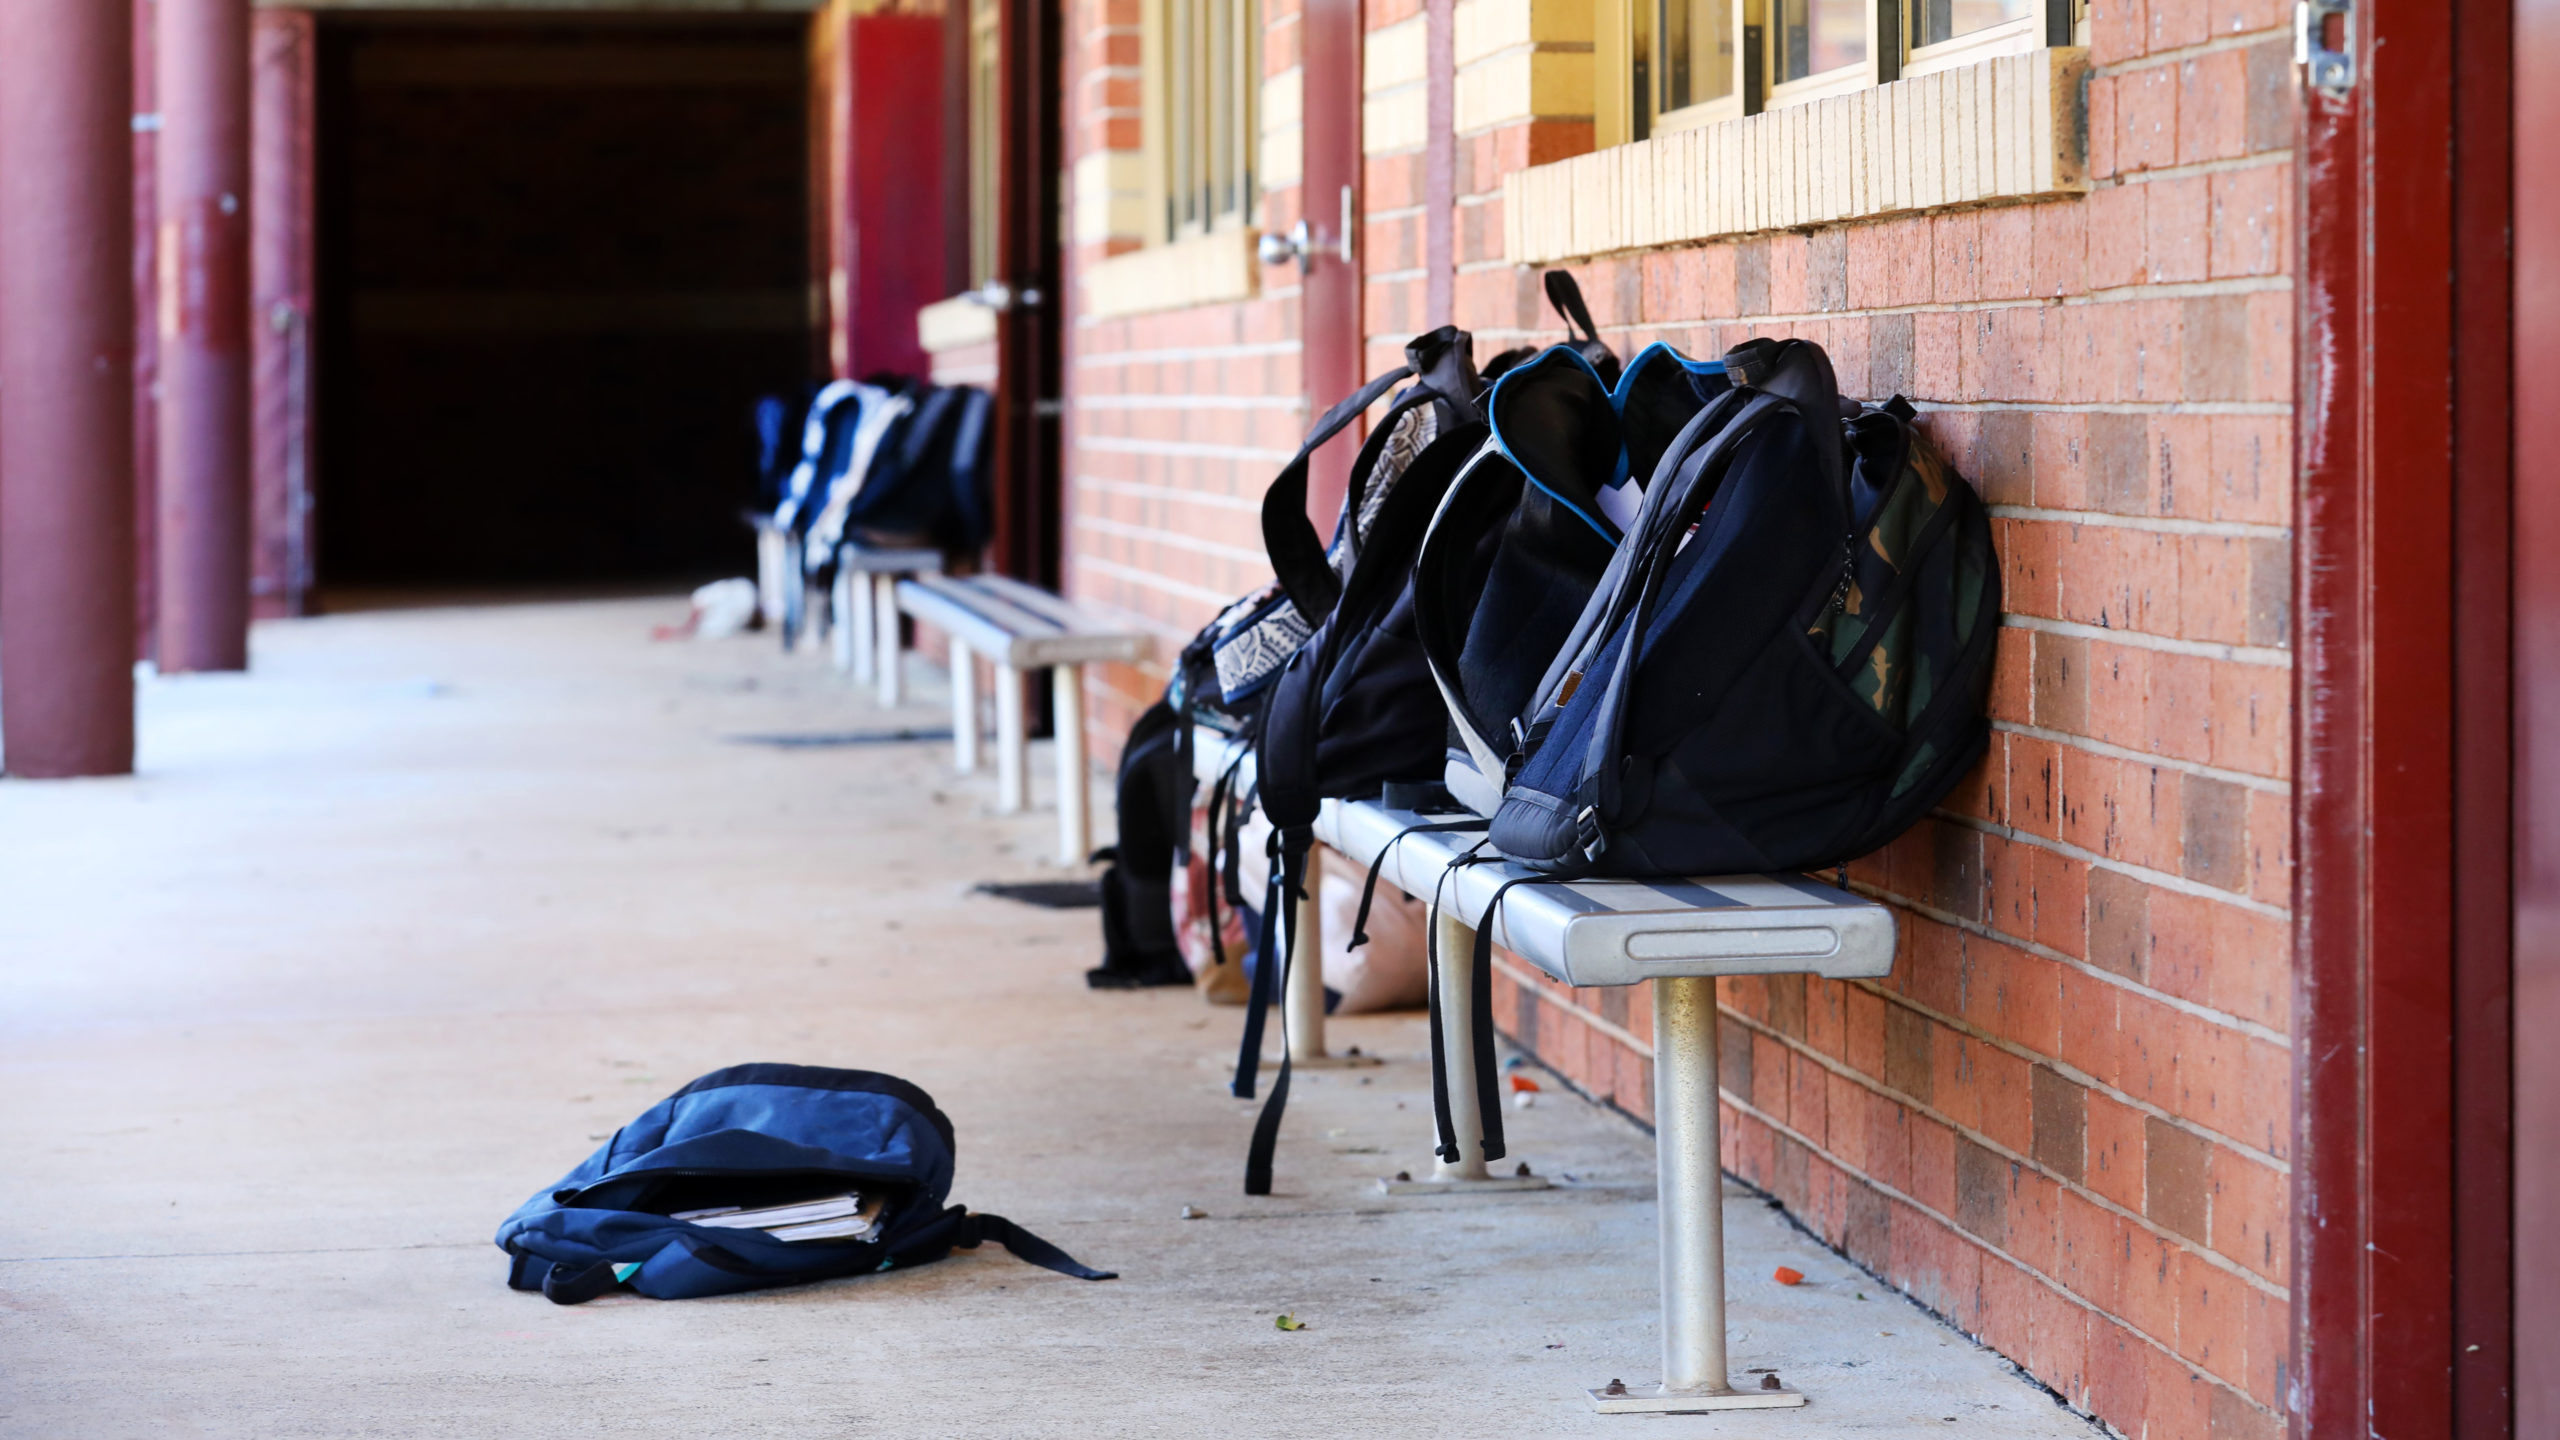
1275;1314;1307;1331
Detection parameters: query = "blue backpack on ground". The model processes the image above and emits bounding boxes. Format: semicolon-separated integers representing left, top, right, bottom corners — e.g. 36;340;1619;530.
497;1063;1115;1303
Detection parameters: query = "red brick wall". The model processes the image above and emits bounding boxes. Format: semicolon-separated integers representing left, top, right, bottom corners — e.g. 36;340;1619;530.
1056;2;2299;1434
1462;10;2298;1440
1060;0;1312;750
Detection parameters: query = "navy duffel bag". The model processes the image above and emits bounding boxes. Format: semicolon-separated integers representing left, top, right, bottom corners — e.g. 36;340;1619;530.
497;1063;1114;1303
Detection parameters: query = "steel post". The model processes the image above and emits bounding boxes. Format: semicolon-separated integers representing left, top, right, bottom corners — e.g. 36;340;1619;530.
1285;881;1327;1062
1051;664;1086;863
155;0;252;673
0;0;139;776
1430;906;1489;1181
1588;976;1802;1411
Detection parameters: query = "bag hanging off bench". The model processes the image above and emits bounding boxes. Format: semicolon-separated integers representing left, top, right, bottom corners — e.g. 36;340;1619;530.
1235;325;1491;1195
497;1063;1113;1303
1489;336;2002;879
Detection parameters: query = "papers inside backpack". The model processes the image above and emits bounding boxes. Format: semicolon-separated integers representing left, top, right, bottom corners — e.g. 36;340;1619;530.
671;1191;884;1242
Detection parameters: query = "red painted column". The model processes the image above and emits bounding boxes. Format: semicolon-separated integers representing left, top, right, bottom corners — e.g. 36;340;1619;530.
156;0;252;672
0;0;139;776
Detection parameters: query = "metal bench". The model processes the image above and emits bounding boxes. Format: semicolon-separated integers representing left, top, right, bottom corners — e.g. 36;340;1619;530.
1194;726;1896;1415
827;541;944;704
896;574;1150;863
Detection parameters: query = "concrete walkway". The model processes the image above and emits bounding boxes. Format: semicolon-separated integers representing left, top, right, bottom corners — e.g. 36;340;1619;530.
0;598;2100;1439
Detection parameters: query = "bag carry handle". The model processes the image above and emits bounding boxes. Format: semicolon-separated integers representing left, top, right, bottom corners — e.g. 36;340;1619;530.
1544;270;1604;349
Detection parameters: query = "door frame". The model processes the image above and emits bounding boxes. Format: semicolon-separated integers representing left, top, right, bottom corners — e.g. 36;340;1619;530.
2292;0;2516;1435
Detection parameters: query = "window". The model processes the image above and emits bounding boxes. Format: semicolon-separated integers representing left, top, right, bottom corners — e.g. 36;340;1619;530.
1144;0;1259;242
1598;0;2086;143
1598;0;1745;146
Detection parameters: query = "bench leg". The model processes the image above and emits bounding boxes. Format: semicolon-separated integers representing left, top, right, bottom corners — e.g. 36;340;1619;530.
1052;664;1089;863
1285;879;1328;1062
778;536;803;650
1430;905;1491;1181
874;573;903;706
756;528;788;633
846;569;874;682
1377;907;1544;1194
1587;976;1804;1413
832;569;860;674
993;664;1027;814
949;641;978;773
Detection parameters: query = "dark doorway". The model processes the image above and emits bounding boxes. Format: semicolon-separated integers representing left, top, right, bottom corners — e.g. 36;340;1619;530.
312;13;814;590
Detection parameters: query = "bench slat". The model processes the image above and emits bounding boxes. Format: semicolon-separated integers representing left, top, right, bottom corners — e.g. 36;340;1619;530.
898;575;1150;667
837;541;944;574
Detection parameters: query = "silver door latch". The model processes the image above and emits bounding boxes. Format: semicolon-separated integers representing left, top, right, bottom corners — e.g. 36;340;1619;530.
1259;185;1357;274
2296;0;2352;99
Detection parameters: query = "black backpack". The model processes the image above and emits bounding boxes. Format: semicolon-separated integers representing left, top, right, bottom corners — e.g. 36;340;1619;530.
1489;336;2001;878
842;384;996;555
1412;338;1729;817
1233;326;1490;1195
1086;698;1196;990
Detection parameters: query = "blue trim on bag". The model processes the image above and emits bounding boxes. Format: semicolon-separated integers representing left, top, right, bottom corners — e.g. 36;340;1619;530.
1485;343;1728;544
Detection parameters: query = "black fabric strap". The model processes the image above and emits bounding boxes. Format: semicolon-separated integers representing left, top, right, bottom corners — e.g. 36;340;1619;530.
1230;831;1286;1100
1242;832;1313;1195
539;1260;621;1306
956;1211;1119;1281
1465;876;1545;1165
1261;367;1417;623
1349;819;1482;949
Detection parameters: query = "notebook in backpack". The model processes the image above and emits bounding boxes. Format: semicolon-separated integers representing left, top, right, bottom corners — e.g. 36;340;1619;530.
1488;337;2001;878
497;1063;1113;1303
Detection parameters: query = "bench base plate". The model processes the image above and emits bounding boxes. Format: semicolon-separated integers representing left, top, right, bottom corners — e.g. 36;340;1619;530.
1376;1172;1553;1196
1587;1381;1806;1413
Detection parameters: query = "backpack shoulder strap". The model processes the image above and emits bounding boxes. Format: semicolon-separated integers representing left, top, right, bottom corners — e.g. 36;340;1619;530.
1261;366;1415;623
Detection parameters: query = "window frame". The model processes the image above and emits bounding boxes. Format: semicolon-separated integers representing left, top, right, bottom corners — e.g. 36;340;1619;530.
1141;0;1261;247
1598;0;2084;142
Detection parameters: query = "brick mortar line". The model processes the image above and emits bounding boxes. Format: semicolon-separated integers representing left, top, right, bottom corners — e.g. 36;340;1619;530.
1925;803;2291;922
1490;951;1657;1059
2001;614;2291;669
1711;1081;2284;1414
1487;893;2288;1169
1852;871;2295;1055
1990;720;2289;794
1075;514;1271;566
1365;266;1429;282
1075;435;1299;463
1984;504;2291;539
2088;25;2292;79
1717;1003;2291;1303
1075;392;1306;410
2092;149;2295;185
1075;475;1264;512
1070;339;1302;366
1922;399;2292;416
1077;555;1254;608
1366;203;1428;220
1616;276;2294;334
1832;935;2292;1174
